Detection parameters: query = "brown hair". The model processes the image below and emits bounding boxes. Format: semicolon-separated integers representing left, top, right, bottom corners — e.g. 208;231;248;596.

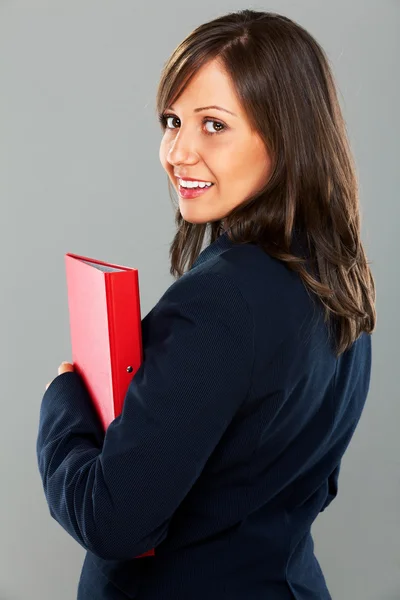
155;9;376;356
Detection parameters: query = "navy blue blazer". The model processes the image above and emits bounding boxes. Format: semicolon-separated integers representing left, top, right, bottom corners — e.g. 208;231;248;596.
36;230;372;599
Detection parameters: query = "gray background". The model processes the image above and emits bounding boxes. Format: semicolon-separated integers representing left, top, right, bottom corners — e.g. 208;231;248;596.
1;1;398;598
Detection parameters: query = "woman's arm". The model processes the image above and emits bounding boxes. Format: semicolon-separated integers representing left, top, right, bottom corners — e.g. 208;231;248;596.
36;269;254;560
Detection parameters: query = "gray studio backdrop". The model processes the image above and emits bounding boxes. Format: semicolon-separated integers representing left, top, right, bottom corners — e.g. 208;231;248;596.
1;1;398;599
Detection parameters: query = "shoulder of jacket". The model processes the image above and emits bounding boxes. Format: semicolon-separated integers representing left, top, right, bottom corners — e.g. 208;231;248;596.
193;243;291;303
164;260;252;315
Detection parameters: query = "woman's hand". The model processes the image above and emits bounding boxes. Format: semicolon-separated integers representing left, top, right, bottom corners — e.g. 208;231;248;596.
46;361;74;391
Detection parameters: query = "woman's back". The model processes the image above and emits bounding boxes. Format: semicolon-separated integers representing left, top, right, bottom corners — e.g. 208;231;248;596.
77;231;371;599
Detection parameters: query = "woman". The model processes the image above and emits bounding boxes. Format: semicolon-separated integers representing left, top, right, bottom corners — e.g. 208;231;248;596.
37;9;375;599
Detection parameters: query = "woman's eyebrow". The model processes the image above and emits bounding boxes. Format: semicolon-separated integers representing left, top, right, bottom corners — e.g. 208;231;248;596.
167;104;238;117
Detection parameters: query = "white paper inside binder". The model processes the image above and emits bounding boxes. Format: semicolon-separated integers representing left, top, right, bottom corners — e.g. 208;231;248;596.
80;259;125;273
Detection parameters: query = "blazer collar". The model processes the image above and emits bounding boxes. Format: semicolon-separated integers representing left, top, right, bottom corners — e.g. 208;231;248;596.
189;227;309;271
190;230;235;271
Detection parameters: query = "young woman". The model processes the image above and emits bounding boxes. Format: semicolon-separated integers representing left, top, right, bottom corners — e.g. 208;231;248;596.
37;10;375;599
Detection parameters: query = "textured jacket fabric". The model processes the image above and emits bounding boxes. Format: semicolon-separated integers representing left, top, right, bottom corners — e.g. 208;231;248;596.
36;230;372;599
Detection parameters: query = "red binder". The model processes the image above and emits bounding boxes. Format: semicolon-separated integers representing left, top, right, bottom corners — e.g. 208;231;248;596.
64;252;155;558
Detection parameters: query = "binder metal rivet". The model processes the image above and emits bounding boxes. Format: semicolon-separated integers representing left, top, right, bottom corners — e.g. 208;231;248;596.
126;366;133;372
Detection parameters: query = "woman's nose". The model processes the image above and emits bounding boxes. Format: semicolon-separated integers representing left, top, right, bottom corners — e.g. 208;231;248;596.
167;130;198;167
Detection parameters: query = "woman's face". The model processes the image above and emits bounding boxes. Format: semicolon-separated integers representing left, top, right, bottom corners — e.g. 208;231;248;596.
159;58;272;224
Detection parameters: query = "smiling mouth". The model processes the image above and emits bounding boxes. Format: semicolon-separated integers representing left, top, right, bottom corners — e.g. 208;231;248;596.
178;181;215;199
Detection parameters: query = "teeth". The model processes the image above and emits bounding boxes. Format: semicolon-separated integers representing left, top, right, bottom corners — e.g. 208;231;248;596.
179;179;213;188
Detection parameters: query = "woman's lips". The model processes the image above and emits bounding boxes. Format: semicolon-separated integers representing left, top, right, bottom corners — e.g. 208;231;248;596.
178;183;214;199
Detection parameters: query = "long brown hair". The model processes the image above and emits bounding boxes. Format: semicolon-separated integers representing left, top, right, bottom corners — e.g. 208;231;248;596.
155;9;376;356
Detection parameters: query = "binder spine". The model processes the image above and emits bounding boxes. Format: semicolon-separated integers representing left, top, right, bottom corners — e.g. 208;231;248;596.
105;270;143;420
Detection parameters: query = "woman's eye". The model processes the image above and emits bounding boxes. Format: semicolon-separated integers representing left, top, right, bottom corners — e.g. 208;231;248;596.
204;120;225;134
165;116;180;129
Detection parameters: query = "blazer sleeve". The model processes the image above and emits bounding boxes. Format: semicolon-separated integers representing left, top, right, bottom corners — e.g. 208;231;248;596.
36;268;254;560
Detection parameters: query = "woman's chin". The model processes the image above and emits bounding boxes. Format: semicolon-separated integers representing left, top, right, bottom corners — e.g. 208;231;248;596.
179;211;209;225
